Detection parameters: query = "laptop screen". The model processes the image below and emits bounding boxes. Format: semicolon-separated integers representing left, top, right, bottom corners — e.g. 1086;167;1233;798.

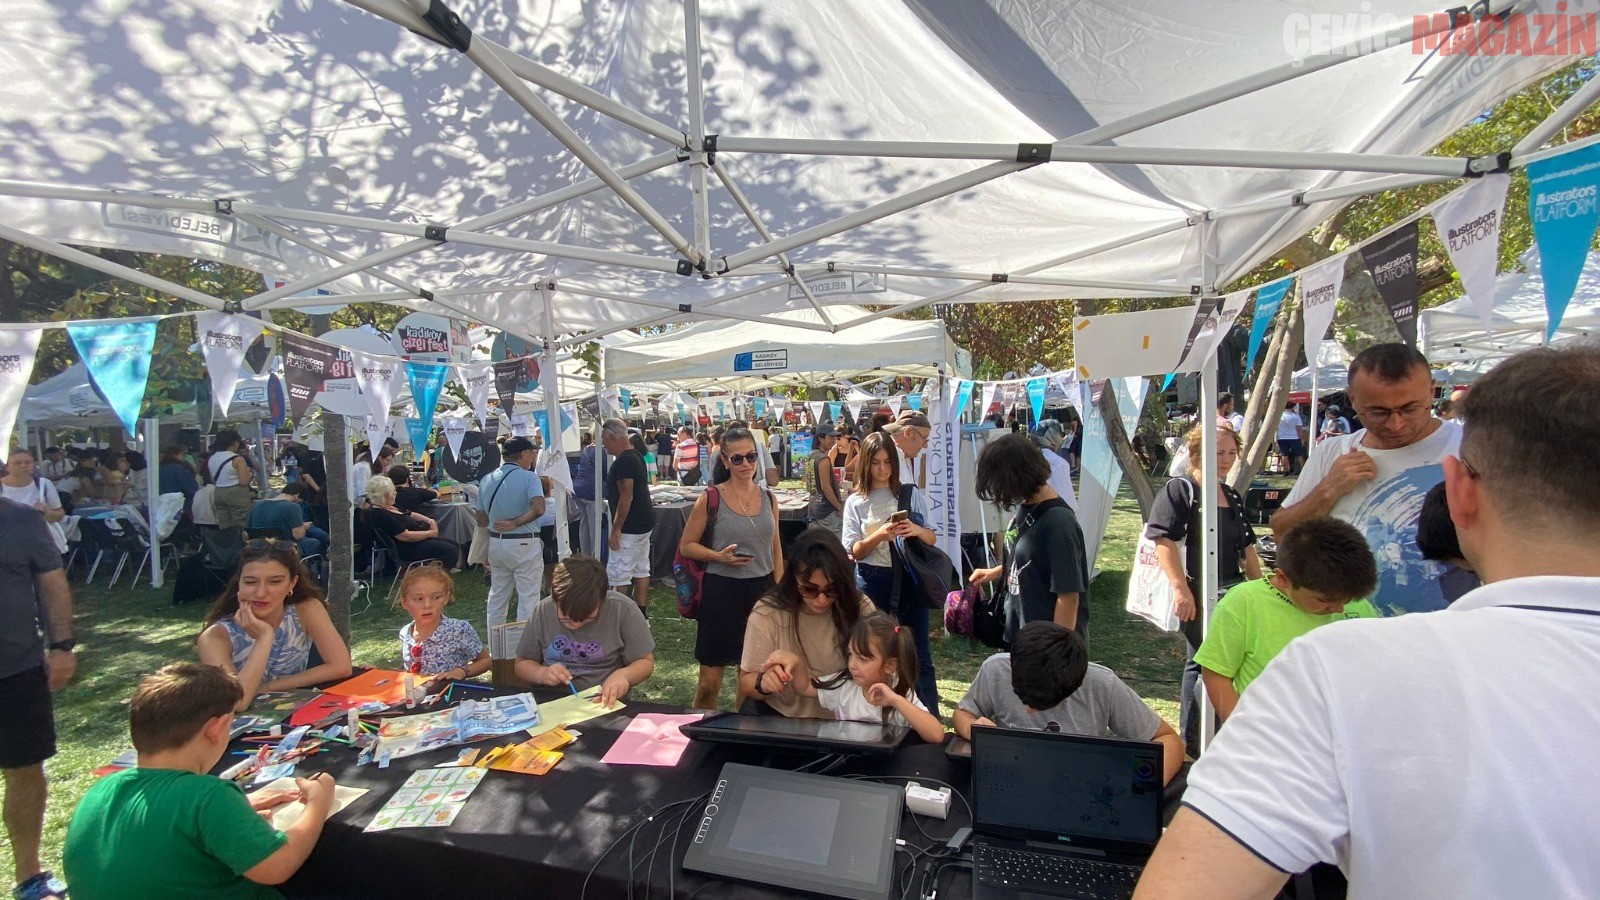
972;727;1163;852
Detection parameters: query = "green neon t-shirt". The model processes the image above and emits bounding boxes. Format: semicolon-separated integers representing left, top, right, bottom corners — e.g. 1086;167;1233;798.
1195;578;1379;695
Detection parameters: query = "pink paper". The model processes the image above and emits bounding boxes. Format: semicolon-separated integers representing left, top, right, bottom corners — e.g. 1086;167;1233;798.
601;713;704;767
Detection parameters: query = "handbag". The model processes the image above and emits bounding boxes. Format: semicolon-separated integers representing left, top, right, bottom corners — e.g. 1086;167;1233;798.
889;485;954;611
1124;478;1193;632
672;487;721;619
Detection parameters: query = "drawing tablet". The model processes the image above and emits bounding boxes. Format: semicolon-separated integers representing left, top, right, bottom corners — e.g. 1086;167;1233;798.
682;712;909;756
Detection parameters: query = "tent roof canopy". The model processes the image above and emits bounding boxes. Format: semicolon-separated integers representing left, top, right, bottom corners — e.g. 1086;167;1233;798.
602;305;960;392
0;1;1585;346
1421;249;1600;363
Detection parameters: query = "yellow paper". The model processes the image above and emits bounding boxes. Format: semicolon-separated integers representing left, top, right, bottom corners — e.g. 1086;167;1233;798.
527;685;618;737
489;746;562;775
525;727;574;752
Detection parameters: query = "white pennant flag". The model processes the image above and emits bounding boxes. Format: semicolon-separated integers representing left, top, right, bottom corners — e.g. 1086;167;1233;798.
455;362;493;428
1200;291;1251;363
888;395;904;415
364;417;390;454
770;398;787;416
193;313;259;416
806;401;825;423
0;329;42;463
981;382;1002;418
442;417;469;460
353;351;401;424
1300;256;1347;366
1433;173;1510;329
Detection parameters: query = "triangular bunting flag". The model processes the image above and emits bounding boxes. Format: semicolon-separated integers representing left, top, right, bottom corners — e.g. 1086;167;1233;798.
1528;143;1600;340
1300;256;1346;366
443;417;469;460
68;321;158;435
1433;173;1510;330
1360;223;1421;346
0;329;42;461
279;332;340;421
807;401;824;423
455;362;494;428
405;362;449;440
1025;378;1047;422
193;313;259;417
1246;280;1293;374
354;351;401;424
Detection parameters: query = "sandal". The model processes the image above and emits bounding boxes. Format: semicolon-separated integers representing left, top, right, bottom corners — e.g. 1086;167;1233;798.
13;872;66;900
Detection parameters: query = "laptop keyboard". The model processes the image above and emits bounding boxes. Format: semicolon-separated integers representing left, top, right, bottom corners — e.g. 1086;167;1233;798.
975;843;1142;899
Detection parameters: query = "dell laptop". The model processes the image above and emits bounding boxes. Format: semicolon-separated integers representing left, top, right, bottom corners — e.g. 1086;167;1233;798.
970;726;1164;900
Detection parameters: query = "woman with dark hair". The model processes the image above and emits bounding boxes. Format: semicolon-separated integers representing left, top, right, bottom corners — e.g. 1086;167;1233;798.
196;540;352;710
158;446;200;506
841;431;940;713
680;427;784;710
739;527;875;718
970;432;1091;644
207;430;255;529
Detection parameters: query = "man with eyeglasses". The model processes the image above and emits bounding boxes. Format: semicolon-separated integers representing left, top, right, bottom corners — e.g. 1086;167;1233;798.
1273;343;1459;615
884;410;932;490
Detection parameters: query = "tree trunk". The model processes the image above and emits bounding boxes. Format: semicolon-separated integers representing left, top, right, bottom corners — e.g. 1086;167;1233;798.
1098;384;1157;519
310;313;353;642
1231;299;1305;492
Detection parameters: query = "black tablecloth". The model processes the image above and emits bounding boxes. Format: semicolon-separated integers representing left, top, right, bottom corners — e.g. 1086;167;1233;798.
252;686;1187;900
421;501;477;549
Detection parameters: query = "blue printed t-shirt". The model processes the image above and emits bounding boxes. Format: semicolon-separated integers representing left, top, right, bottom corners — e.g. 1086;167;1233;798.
399;615;484;675
63;767;287;900
476;463;543;534
514;591;655;690
221;604;312;682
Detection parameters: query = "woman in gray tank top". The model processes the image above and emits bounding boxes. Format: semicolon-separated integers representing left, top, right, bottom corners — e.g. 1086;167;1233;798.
678;427;785;710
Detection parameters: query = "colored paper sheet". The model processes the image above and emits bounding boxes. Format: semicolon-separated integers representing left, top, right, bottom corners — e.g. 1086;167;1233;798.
526;685;618;737
322;669;412;705
251;777;369;830
601;713;703;767
287;694;365;729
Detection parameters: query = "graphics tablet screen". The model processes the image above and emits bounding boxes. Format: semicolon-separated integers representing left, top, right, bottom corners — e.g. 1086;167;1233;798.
686;712;908;750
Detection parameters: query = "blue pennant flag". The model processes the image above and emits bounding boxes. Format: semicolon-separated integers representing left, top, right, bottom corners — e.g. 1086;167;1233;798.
405;362;449;439
1160;373;1176;392
68;321;158;435
618;387;632;411
954;380;974;417
753;397;768;418
676;402;686;421
1528;142;1600;341
827;401;842;421
906;393;923;412
1246;280;1294;374
1025;378;1047;422
531;406;574;444
405;417;429;450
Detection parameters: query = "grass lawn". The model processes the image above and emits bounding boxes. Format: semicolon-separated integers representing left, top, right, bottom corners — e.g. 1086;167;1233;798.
7;486;1184;881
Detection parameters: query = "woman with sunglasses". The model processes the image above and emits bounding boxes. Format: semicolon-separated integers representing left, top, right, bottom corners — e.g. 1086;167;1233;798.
679;427;785;710
196;540;352;710
739;528;874;718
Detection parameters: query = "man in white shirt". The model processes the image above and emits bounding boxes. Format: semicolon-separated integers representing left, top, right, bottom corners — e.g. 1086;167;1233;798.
1274;344;1460;616
1274;401;1306;474
1217;393;1245;434
884;410;931;490
1032;422;1078;510
1135;344;1600;900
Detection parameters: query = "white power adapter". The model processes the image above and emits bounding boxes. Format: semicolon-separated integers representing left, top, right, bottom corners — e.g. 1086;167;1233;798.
903;781;951;820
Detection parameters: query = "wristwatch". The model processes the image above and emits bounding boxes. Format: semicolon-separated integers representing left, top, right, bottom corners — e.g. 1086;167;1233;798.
48;639;76;653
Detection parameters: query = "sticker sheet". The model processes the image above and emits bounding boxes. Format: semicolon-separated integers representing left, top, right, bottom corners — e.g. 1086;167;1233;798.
363;766;486;832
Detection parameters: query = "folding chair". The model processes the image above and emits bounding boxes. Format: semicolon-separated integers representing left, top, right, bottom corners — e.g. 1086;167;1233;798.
370;527;427;606
244;527;327;587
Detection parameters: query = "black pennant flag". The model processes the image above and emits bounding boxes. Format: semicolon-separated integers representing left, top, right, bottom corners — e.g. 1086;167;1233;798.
1361;222;1421;346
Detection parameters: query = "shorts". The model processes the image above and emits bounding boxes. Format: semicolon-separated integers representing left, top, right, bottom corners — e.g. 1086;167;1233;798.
607;531;652;584
0;667;56;769
1277;439;1304;459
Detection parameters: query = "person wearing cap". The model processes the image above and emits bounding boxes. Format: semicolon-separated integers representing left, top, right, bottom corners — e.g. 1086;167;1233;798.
473;436;547;636
1032;421;1078;511
884;410;931;491
805;422;845;536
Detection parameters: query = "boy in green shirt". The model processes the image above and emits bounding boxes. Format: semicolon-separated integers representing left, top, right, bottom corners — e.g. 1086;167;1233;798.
1196;517;1379;722
64;663;337;899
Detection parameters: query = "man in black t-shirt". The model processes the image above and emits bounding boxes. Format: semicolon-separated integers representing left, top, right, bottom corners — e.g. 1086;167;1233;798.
603;419;656;614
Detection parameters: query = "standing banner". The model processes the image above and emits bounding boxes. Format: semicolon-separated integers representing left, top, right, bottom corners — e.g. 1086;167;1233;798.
455;362;494;427
405;361;449;441
494;359;523;412
193;313;258;416
279;332;340;421
1360;222;1422;346
405;417;429;451
1433;173;1510;330
1245;279;1293;374
806;401;824;423
442;417;469;460
1299;256;1346;367
924;380;961;566
1527;142;1600;340
354;351;401;424
1025;377;1047;422
0;329;42;462
68;320;158;436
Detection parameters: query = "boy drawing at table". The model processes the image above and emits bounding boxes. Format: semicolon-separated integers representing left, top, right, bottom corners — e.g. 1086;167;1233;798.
1195;517;1379;723
514;554;656;708
63;663;337;900
953;622;1184;785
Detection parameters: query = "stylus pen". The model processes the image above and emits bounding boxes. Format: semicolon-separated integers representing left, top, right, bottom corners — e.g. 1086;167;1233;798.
454;682;495;692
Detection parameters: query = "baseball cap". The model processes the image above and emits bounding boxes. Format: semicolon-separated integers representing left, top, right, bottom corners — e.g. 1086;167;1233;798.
814;422;839;437
502;436;536;457
882;410;931;433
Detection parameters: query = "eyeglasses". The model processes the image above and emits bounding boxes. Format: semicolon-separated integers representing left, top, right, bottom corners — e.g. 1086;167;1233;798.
725;452;761;465
408;642;423;674
243;538;300;557
1355;402;1430;423
1456;455;1481;479
796;581;841;600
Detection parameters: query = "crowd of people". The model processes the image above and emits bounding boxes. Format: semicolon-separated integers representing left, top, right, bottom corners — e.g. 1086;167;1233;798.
4;341;1596;898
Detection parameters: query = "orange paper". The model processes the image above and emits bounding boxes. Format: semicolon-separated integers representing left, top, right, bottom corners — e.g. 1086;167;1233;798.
321;669;411;705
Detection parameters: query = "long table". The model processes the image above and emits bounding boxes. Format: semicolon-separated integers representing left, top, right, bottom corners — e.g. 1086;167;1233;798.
254;685;1189;900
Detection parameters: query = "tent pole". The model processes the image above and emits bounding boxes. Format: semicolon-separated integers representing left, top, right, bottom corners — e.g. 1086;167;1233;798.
819;264;1183;295
554;284;839;332
538;284;570;558
143;417;163;588
684;0;712;261
1209;173;1453;223
241;152;679;308
0;223;226;310
437;230;696;274
1197;216;1221;754
1515;72;1600;155
554;270;833;347
710;161;835;328
595;345;608;557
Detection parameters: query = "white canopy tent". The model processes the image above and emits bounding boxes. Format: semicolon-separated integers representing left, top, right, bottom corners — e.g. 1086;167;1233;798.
602;306;964;393
0;0;1585;347
1421;249;1600;364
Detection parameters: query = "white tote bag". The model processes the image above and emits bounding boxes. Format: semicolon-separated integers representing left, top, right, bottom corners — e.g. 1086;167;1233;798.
1125;532;1181;632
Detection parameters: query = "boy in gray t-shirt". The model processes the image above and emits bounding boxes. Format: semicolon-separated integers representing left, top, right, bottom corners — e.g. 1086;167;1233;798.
513;555;656;707
953;622;1185;785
